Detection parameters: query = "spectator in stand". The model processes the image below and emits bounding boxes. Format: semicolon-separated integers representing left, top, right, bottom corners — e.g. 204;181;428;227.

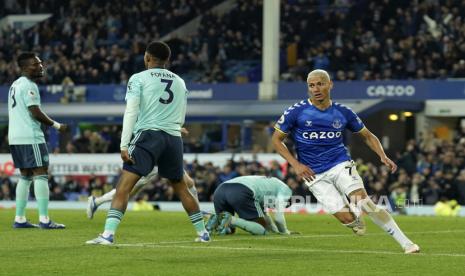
4;1;465;83
73;130;92;153
50;186;66;201
455;170;465;205
0;0;219;84
0;171;13;200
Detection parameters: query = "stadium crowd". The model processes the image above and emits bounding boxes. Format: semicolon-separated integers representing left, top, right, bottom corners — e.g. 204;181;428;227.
280;0;465;81
0;0;220;84
1;126;464;207
3;0;465;84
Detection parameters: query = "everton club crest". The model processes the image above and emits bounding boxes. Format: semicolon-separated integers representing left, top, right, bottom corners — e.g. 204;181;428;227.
332;119;342;129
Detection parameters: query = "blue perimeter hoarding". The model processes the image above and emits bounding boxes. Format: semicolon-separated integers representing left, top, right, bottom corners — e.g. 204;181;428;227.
1;80;465;103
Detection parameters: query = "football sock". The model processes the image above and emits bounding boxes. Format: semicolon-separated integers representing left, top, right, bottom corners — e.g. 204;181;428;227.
129;170;156;197
359;198;412;247
231;217;266;235
15;176;32;222
129;177;150;199
189;211;207;235
95;189;116;206
103;208;124;237
33;175;50;223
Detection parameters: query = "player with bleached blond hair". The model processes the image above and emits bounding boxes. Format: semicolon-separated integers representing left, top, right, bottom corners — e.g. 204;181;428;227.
272;69;420;254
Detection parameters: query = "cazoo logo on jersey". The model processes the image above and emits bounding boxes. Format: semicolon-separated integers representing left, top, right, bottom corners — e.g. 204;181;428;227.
366;85;415;97
302;131;342;139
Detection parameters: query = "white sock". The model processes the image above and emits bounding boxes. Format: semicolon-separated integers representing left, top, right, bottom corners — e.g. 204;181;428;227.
141;170;157;185
360;198;412;248
129;178;149;199
188;186;199;204
15;216;26;223
39;216;50;224
95;189;116;206
379;216;412;248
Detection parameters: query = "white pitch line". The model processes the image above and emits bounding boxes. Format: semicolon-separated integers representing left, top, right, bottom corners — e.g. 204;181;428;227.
115;229;465;247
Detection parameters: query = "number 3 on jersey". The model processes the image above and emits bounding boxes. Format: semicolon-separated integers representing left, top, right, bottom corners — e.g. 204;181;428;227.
9;87;17;108
160;79;174;104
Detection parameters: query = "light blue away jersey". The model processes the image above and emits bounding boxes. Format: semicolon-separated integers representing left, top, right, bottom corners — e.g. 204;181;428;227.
125;68;188;136
224;176;292;206
274;100;364;173
8;76;45;145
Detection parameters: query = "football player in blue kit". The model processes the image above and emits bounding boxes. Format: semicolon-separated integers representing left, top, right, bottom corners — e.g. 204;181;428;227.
272;69;419;254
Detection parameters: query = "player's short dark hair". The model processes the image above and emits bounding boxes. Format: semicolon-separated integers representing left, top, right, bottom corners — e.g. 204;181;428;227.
146;41;171;61
17;52;37;68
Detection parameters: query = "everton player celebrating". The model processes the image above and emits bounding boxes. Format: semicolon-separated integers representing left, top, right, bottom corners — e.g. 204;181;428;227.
272;69;419;254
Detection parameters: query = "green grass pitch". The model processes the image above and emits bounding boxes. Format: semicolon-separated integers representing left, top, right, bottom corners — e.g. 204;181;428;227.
1;209;465;275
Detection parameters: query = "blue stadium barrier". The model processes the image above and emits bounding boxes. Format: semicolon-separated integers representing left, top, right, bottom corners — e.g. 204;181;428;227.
1;80;465;103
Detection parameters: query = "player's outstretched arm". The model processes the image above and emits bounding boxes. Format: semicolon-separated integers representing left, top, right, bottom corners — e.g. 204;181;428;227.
356;127;397;173
28;105;67;132
271;130;315;180
272;211;291;235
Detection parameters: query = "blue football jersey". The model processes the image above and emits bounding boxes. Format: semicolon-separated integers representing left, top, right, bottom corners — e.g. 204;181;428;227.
274;99;365;173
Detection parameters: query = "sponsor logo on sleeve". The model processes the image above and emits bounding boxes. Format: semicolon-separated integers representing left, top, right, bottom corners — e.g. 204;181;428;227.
28;90;38;99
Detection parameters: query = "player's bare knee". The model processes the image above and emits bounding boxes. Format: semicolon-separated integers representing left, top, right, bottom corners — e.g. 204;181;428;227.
20;168;33;177
349;188;369;204
32;166;48;176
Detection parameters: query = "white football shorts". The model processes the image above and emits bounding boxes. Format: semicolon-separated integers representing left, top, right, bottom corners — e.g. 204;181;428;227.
304;160;364;214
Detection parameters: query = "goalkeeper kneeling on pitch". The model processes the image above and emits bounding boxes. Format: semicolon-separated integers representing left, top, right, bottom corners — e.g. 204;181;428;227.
206;175;298;235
